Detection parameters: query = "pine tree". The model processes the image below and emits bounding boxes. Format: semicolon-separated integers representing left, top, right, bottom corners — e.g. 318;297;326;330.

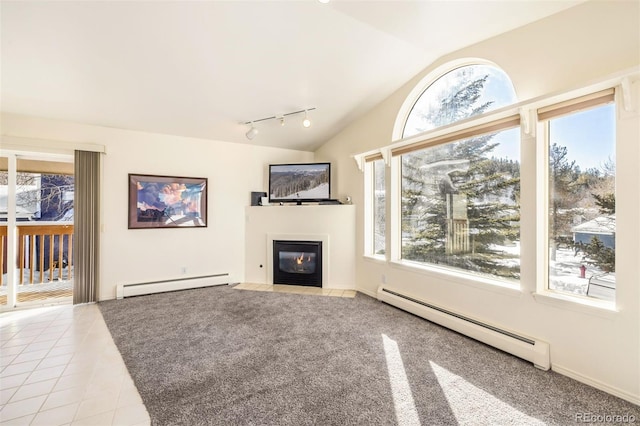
553;152;616;273
574;191;615;273
592;193;615;214
548;143;584;259
577;235;615;273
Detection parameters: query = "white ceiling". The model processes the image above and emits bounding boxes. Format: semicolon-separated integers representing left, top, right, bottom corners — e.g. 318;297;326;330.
1;1;583;152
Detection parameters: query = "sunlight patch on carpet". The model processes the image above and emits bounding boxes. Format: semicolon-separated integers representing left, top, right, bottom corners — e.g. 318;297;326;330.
429;360;545;425
382;334;420;426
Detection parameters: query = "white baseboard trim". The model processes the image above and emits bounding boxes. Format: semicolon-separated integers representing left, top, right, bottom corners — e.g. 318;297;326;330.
117;273;231;299
356;287;377;298
552;364;640;406
378;286;549;370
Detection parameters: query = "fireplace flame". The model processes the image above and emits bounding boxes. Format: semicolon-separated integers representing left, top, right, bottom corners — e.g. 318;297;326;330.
295;254;314;264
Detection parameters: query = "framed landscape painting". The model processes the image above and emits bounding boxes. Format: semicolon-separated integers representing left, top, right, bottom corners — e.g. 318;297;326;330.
128;174;208;229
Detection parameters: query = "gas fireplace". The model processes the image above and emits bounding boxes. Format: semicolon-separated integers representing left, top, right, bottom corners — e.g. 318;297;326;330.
273;240;322;287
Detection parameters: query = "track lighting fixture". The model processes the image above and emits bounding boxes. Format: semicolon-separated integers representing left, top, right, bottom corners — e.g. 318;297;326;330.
242;107;316;140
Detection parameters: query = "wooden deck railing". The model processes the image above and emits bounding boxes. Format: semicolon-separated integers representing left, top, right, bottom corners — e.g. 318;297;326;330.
0;224;74;286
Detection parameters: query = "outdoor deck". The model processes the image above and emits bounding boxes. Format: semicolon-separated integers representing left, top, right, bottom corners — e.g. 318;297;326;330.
1;224;73;306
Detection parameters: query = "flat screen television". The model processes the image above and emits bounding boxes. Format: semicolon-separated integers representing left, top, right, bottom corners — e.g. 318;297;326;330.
269;162;331;204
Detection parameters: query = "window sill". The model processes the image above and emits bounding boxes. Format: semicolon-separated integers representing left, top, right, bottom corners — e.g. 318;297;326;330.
531;291;618;319
363;254;387;264
388;259;522;299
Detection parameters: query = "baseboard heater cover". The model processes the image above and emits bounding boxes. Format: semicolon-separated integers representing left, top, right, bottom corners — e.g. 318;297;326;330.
117;273;232;299
377;286;550;371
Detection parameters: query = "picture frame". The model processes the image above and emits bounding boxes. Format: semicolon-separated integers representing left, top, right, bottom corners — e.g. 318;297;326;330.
128;174;208;229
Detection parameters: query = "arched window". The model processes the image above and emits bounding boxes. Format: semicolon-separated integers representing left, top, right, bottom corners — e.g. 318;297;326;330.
403;64;517;138
395;62;522;282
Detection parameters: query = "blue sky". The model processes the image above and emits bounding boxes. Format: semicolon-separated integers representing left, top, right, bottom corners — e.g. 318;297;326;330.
479;67;615;172
549;104;615;171
489;105;615;172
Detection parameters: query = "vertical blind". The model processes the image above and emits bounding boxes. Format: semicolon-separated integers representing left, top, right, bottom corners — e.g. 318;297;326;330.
73;150;101;304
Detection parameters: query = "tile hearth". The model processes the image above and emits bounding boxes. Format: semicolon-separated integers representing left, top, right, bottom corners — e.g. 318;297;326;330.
234;283;356;298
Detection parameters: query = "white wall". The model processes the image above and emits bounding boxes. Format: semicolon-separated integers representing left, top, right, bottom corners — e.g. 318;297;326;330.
0;112;313;301
315;1;640;403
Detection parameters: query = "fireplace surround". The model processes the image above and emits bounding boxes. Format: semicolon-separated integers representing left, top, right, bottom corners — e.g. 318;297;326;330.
245;205;355;289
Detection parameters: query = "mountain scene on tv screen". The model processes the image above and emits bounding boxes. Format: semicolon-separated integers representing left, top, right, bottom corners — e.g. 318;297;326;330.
271;166;329;199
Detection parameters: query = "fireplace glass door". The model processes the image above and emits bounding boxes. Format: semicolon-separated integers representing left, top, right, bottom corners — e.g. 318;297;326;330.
273;240;322;287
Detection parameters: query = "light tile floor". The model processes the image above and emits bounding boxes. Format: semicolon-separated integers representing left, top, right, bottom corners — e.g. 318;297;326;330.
0;284;354;425
0;304;150;426
234;283;357;298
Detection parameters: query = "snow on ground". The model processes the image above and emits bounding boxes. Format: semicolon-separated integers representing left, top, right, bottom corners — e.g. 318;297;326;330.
275;183;330;200
491;242;609;297
489;242;521;269
549;247;594;296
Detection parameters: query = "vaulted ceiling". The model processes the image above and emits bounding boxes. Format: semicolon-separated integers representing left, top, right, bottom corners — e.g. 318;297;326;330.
1;1;583;152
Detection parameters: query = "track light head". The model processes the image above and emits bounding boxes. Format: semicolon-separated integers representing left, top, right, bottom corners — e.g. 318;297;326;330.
302;110;311;128
246;125;258;140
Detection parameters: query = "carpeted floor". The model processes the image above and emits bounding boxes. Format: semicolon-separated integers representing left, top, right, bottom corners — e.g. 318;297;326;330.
98;285;639;425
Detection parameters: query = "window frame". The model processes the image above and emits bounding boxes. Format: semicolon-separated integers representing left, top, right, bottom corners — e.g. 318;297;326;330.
391;113;523;288
535;90;618;310
389;61;524;290
363;153;387;260
359;61;635;311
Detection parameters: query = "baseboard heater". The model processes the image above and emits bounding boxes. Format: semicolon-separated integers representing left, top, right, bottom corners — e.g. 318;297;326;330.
377;286;550;370
117;273;232;299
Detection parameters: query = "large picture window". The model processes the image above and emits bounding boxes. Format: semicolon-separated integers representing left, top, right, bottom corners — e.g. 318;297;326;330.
400;128;520;280
542;92;616;301
398;64;520;282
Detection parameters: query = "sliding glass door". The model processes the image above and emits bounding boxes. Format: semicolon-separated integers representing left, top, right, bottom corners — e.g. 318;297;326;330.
0;153;75;309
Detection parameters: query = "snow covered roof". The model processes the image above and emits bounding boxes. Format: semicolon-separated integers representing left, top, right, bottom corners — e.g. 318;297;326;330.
572;215;615;235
